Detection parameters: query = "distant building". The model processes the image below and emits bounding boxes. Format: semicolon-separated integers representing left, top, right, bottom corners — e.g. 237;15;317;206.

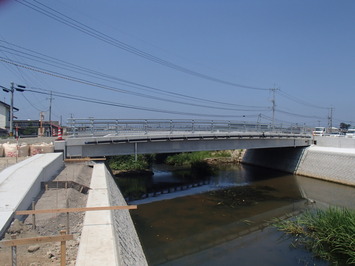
14;120;61;137
0;101;19;135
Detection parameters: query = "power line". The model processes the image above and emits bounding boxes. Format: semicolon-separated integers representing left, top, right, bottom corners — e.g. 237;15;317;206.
0;40;268;109
0;57;269;113
277;89;328;110
16;0;268;91
25;87;259;118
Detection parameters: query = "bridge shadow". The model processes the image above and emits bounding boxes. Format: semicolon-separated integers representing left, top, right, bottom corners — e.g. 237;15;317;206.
242;147;307;174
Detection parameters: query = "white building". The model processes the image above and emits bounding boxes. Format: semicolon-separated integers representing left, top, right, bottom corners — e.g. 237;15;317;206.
0;101;18;134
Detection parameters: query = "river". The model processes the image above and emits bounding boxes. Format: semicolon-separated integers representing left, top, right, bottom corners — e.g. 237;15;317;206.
115;163;355;265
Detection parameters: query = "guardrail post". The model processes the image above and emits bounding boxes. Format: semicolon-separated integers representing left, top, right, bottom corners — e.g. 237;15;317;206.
192;120;195;133
144;120;148;134
211;120;214;133
71;119;76;136
90;119;94;136
170;120;173;134
115;120;119;135
228;121;231;132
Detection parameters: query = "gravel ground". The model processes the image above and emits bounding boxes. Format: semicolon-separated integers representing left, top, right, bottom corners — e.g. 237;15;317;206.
0;161;93;266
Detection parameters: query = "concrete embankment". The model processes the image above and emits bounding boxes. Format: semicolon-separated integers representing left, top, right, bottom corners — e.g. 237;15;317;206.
242;137;355;186
0;153;63;237
296;146;355;186
76;163;147;266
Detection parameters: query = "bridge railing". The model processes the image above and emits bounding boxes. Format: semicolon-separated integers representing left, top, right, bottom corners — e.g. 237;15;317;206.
66;119;312;137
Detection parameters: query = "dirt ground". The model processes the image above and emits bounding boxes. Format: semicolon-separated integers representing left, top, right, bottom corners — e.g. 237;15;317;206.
0;161;93;266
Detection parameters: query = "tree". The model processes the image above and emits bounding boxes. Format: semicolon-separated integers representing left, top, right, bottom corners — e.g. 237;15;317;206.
339;122;351;132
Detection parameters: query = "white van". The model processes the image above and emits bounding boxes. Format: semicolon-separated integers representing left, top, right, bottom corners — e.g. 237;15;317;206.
346;128;355;138
312;127;326;136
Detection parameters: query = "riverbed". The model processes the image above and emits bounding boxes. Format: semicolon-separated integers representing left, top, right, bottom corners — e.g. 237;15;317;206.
116;163;355;265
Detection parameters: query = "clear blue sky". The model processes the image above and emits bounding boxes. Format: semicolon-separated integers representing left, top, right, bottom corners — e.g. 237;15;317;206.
0;0;354;127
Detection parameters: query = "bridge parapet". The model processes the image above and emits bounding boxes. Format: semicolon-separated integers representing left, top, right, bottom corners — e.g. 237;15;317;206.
67;118;312;137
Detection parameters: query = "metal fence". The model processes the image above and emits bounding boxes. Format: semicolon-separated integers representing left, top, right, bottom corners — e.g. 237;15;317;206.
66;118;312;137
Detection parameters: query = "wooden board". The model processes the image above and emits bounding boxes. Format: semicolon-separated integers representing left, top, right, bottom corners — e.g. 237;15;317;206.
64;157;106;162
0;234;73;247
16;205;137;215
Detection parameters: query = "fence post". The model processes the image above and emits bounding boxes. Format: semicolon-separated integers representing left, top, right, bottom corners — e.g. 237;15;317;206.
192;120;195;133
170;120;173;134
32;201;36;230
66;200;70;234
11;234;17;266
60;230;67;266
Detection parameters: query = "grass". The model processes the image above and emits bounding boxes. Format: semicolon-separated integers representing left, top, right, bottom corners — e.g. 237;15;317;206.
165;151;231;166
107;155;153;171
274;207;355;265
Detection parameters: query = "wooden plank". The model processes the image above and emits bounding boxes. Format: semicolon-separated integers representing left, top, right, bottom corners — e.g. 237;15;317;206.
1;234;73;247
16;205;137;215
64;157;106;162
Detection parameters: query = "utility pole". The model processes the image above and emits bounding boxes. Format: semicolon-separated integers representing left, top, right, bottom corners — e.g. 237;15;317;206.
0;82;26;136
47;91;53;136
9;82;14;136
271;87;278;130
328;107;334;133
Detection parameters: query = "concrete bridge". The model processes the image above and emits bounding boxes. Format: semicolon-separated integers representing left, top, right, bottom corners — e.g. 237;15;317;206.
55;119;312;158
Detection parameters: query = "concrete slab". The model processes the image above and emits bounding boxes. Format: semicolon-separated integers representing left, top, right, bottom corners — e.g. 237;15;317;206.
76;164;119;266
0;153;63;237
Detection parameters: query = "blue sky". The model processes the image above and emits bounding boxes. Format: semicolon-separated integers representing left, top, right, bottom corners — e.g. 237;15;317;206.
0;0;353;127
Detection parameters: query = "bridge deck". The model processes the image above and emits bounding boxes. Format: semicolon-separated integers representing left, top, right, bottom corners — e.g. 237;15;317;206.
56;131;311;158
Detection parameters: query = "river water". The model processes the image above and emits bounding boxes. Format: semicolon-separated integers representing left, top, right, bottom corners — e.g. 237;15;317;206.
116;163;355;266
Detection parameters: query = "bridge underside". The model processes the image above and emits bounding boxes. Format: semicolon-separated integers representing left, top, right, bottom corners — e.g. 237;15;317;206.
57;133;311;158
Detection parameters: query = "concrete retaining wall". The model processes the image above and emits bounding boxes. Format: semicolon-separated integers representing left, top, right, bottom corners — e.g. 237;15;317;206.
0;153;64;237
296;146;355;186
313;136;355;148
76;163;147;266
242;146;355;186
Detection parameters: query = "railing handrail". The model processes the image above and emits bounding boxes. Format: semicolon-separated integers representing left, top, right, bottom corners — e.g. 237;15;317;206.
65;118;313;137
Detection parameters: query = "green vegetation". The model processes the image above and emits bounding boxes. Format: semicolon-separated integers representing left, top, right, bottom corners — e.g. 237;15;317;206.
274;207;355;265
107;155;153;171
165;151;231;166
108;150;234;176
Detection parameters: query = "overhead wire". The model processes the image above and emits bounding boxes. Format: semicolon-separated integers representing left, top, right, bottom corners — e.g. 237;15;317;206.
25;88;260;118
277;89;328;110
0;40;268;109
0;57;269;113
16;0;268;91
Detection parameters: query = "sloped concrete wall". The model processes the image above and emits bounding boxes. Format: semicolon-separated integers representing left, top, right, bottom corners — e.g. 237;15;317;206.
242;146;355;186
0;153;63;237
296;146;355;186
105;166;148;266
76;163;147;266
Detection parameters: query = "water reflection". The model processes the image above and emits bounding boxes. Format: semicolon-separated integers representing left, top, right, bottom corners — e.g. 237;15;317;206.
122;164;355;265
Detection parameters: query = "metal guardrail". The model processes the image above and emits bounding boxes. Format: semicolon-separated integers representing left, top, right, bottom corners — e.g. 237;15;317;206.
66;119;312;137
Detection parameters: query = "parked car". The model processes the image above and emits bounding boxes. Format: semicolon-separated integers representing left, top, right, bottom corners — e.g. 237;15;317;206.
312;127;326;136
346;128;355;138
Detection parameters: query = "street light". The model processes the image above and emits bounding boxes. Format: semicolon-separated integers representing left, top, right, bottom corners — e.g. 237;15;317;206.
0;82;26;136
